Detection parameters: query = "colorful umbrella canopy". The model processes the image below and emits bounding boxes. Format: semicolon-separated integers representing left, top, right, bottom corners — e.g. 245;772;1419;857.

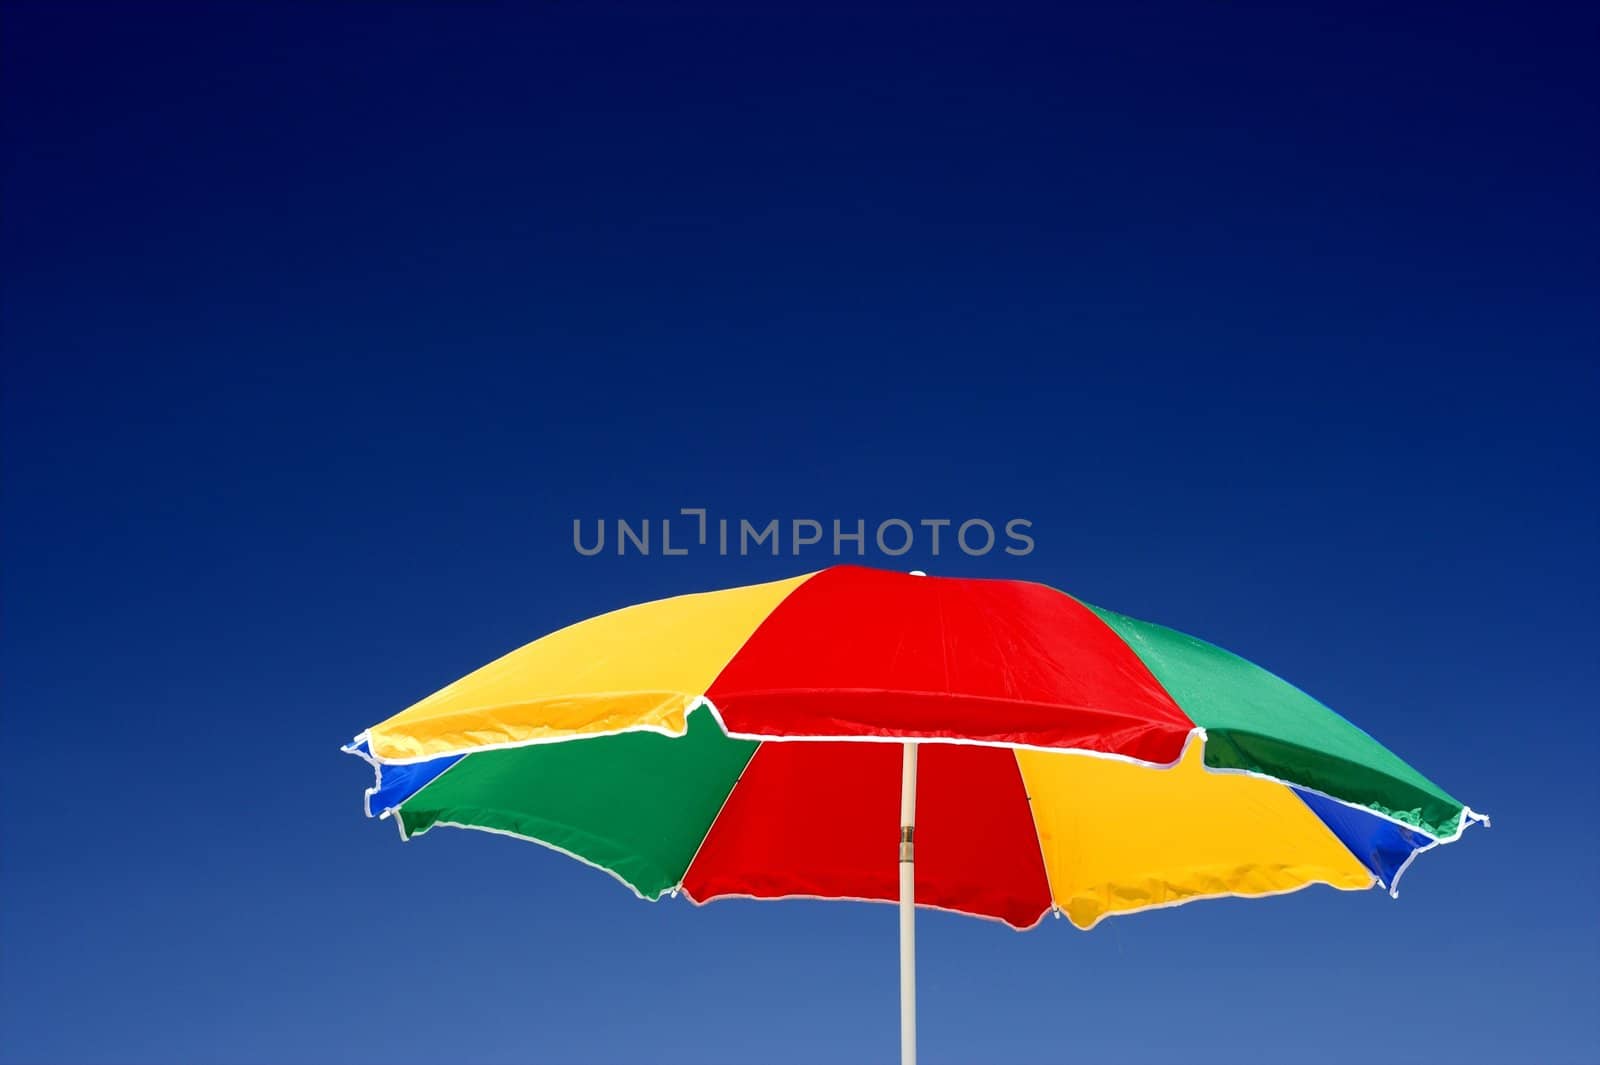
345;566;1486;1059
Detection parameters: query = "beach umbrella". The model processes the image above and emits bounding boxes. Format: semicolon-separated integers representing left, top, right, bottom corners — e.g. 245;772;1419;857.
345;566;1486;1065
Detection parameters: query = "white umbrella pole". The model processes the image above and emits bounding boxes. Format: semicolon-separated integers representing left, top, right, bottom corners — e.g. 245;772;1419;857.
899;740;918;1065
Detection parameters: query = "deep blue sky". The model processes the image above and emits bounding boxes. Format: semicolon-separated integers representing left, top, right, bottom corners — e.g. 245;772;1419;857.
2;3;1596;1063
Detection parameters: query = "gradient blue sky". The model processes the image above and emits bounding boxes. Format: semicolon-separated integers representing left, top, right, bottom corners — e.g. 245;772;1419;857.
2;3;1596;1063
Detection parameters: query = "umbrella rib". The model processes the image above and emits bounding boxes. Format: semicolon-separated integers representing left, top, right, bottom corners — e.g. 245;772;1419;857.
1011;747;1061;921
671;738;765;898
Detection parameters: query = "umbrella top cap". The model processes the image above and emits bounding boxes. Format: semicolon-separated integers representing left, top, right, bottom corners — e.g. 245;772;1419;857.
807;563;1039;588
